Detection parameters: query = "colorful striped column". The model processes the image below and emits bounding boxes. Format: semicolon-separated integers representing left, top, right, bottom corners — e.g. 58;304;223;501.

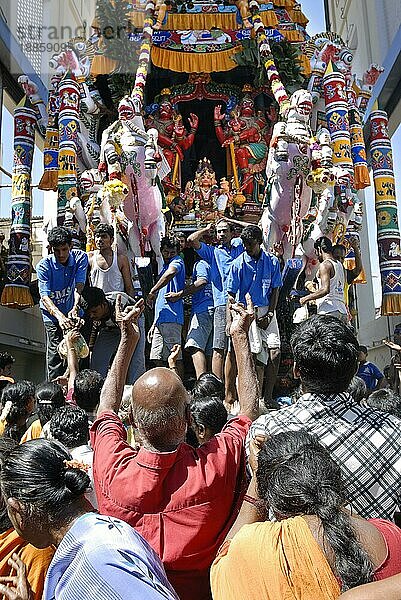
38;88;59;191
347;84;370;190
370;107;401;315
57;74;80;225
323;61;354;179
1;98;36;308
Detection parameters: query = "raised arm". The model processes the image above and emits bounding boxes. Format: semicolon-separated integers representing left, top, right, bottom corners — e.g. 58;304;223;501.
97;297;144;416
187;223;215;250
229;294;259;421
146;264;179;308
165;277;207;302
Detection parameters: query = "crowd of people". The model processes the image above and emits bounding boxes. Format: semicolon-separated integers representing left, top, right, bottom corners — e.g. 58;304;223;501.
0;219;400;599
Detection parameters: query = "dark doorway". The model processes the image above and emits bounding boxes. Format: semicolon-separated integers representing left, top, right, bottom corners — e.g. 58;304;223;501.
178;99;227;189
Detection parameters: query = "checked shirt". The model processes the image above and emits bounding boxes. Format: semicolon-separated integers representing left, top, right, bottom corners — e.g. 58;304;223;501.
249;392;401;520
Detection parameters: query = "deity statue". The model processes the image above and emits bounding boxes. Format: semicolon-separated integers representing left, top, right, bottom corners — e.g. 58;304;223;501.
146;88;199;195
214;85;268;199
185;158;221;223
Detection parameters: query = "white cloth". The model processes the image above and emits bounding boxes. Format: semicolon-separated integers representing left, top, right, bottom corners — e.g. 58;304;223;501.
316;259;347;315
248;307;280;365
90;250;124;293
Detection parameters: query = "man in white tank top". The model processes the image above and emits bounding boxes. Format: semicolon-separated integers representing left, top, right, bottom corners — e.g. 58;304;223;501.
87;224;145;384
300;236;348;322
88;224;135;298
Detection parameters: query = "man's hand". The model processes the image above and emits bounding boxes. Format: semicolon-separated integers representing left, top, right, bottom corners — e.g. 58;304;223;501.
115;295;144;339
58;313;74;333
165;291;183;303
146;291;156;309
348;235;360;250
257;313;273;331
383;339;401;352
299;296;308;306
0;554;33;600
168;344;181;370
229;293;254;336
65;329;81;350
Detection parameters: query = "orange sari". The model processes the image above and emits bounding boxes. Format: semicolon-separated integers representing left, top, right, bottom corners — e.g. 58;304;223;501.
0;528;54;599
211;516;341;600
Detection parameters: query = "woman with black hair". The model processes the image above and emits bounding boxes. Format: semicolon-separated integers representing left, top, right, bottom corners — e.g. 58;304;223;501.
0;381;35;442
20;382;65;442
191;372;224;401
0;439;179;600
189;396;228;446
0;438;53;599
211;431;401;599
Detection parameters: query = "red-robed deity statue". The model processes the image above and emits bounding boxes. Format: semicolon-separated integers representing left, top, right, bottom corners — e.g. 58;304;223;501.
214;85;269;199
146;88;198;195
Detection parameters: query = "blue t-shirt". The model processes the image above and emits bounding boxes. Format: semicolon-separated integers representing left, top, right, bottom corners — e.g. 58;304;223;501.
191;260;213;315
357;361;384;390
227;249;282;307
154;256;185;325
37;249;88;323
196;238;244;307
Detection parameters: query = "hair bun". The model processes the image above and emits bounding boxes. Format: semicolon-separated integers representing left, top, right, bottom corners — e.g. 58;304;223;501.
64;468;90;496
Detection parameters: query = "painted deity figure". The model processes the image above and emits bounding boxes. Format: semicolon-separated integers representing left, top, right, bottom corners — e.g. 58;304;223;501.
214;86;268;198
146;89;199;194
261;89;314;259
186;158;220;223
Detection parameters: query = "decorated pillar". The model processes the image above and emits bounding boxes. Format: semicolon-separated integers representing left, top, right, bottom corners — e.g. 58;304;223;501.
370;107;401;315
347;84;370;190
322;61;353;179
38;88;59;191
57;73;80;225
1;98;36;309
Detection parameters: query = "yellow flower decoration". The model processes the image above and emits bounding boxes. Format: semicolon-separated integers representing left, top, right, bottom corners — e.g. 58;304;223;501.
377;210;391;227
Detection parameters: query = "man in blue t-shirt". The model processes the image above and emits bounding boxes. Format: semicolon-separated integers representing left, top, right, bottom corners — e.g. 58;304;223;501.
357;345;385;393
227;225;282;406
187;220;244;382
37;226;88;380
147;237;185;378
166;259;213;378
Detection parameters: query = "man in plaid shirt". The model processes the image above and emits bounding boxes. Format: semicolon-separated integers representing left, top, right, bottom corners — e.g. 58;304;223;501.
249;314;401;520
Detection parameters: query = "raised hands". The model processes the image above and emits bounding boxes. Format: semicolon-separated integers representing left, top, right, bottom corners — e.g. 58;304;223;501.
115;295;145;339
214;105;225;122
228;293;255;336
168;344;181;370
188;113;199;130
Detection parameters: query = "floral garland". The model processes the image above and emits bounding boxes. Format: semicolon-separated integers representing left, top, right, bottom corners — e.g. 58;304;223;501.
250;4;290;116
131;1;155;109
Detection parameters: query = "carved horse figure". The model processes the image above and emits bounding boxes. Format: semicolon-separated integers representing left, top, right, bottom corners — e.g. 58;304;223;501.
261;89;314;259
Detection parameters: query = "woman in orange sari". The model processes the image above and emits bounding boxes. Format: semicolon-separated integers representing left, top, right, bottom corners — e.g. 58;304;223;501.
211;431;401;599
0;438;54;599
